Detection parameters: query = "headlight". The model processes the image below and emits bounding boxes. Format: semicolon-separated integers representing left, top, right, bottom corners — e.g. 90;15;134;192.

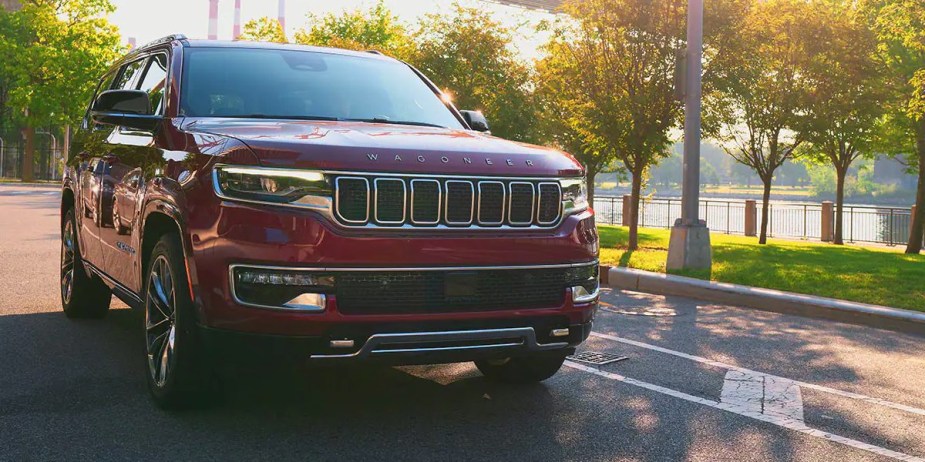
213;165;332;208
560;177;589;215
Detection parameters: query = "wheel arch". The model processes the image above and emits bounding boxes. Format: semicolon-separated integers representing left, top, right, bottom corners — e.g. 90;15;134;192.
140;201;197;306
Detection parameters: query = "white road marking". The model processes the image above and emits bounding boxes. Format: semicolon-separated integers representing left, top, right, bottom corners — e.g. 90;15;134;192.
721;370;804;422
565;361;925;462
590;331;925;417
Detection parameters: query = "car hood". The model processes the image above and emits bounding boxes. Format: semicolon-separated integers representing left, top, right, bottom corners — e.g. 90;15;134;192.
180;118;584;177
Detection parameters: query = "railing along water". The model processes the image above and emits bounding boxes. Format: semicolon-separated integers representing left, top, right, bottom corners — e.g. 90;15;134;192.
593;196;914;246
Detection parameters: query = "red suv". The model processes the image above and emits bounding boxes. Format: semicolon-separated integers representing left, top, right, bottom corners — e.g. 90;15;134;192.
61;35;599;408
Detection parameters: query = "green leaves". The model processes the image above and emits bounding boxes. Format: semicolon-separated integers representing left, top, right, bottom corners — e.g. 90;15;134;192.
411;4;537;142
0;0;124;128
238;17;287;43
292;0;413;60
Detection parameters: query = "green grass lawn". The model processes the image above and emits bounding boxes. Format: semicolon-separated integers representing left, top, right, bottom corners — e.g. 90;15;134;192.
598;225;925;312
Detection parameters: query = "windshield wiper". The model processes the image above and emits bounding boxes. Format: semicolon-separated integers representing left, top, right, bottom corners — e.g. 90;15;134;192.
343;117;446;128
227;114;341;121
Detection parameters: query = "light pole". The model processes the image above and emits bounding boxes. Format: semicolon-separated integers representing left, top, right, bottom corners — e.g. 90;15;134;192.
666;0;712;270
0;136;5;178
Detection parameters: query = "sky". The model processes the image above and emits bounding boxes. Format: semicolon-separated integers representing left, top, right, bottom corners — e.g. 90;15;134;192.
108;0;557;61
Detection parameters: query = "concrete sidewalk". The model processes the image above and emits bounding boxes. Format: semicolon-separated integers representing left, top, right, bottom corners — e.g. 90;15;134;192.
604;266;925;334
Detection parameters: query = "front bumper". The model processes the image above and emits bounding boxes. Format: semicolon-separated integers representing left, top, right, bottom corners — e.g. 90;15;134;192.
200;319;593;365
188;200;599;336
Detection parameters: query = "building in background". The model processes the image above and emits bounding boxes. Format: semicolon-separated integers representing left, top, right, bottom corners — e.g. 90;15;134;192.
1;0;21;12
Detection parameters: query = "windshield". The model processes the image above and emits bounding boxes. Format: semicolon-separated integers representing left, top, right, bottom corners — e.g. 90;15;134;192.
180;47;464;129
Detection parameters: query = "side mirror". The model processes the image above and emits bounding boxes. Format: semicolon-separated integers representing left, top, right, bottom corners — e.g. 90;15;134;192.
90;89;161;131
460;110;490;133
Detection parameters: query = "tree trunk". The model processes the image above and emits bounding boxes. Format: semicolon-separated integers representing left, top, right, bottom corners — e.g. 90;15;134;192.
906;118;925;254
834;166;847;245
21;125;34;182
585;167;597;211
627;168;643;251
759;177;772;244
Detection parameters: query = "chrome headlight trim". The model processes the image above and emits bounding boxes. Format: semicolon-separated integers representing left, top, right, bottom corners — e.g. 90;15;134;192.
560;177;589;216
212;164;333;210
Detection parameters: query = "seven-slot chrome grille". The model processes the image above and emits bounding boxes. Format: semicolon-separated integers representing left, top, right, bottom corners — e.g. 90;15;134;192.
333;175;563;228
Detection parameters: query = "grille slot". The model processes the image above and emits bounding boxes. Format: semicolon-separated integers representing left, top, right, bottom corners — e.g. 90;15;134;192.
335;177;369;223
508;182;535;225
331;174;568;229
445;180;475;225
476;181;505;225
335;264;597;314
410;179;441;224
537;182;562;224
374;178;406;224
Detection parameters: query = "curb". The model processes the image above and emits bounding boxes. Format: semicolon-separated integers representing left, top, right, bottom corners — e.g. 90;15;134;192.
0;182;60;189
604;266;925;335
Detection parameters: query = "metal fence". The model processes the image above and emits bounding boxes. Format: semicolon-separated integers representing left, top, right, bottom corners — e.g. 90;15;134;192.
593;195;916;246
0;136;63;181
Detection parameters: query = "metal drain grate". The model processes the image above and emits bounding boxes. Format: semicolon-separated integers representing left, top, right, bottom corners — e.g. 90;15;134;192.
568;351;628;366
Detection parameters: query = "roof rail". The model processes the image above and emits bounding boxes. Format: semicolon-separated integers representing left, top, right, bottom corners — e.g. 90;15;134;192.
365;50;384;55
136;34;188;51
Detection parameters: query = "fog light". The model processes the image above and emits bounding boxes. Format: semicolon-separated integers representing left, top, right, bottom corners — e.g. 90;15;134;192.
236;270;334;287
232;266;335;311
572;284;600;304
282;293;326;311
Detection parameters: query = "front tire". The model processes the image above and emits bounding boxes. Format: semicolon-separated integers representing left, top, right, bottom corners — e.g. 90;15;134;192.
144;233;213;409
61;207;111;318
475;353;567;383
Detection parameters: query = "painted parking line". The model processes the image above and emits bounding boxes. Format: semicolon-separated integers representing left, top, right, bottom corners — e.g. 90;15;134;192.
589;331;925;417
721;370;804;422
564;361;925;462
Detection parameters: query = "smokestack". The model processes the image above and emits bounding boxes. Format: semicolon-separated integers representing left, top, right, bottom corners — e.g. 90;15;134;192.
277;0;285;34
208;0;219;40
233;0;241;39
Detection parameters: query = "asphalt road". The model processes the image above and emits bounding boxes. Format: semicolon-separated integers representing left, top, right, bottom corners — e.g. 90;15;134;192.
2;183;924;462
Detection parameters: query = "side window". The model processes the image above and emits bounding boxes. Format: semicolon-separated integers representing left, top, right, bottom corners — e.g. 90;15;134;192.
113;59;146;90
137;54;168;115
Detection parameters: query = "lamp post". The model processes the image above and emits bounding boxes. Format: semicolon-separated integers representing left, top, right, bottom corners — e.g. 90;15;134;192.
0;136;5;178
666;0;712;270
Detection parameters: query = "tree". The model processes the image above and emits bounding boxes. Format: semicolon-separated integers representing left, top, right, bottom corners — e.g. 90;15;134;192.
293;0;412;60
412;3;537;143
708;0;815;244
539;0;686;250
800;0;885;245
238;16;286;43
862;0;925;253
534;38;616;205
0;0;123;181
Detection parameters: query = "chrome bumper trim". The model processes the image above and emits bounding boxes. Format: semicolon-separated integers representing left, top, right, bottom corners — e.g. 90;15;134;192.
230;260;598;274
310;327;568;359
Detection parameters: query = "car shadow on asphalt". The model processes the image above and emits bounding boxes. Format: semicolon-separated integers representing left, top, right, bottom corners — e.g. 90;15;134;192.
3;301;922;461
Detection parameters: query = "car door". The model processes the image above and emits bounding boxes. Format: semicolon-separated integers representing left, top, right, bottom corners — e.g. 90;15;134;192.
113;168;142;234
71;67;123;268
99;52;169;290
